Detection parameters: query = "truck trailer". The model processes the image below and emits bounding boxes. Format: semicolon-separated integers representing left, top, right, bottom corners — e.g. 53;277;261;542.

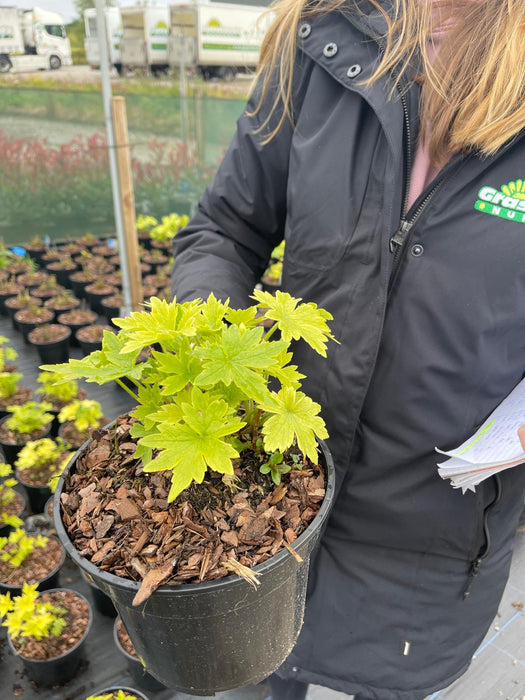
167;2;271;80
84;7;122;74
0;6;71;72
120;5;171;75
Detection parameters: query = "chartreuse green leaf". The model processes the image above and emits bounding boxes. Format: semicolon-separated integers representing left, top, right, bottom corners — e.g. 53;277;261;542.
150;340;202;396
259;387;328;463
252;289;336;357
41;332;143;386
196;293;228;334
113;297;200;353
139;387;245;501
195;325;287;402
224;306;259;328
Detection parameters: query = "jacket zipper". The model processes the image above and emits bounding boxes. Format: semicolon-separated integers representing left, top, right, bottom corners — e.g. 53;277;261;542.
463;474;503;600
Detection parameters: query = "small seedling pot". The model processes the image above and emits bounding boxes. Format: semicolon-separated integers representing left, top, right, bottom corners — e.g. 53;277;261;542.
0;416;52;466
113;617;166;692
54;439;336;695
87;687;149;700
7;588;92;686
0;537;66;595
0;489;27;537
28;325;71;364
15;468;52;515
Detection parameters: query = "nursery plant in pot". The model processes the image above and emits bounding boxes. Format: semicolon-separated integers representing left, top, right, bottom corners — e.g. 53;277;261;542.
44;290;81;321
14;304;54;344
15;438;72;514
135;214;159;249
75;232;100;249
45;292;336;694
114;617;165;691
37;370;87;435
57;399;105;448
0;528;64;593
140;248;168;274
24;236;48;266
17;268;49;291
101;294;124;327
0;371;32;418
32;275;65;303
5;291;42;330
84;279;119;315
1;582;92;685
149;213;189;253
86;688;149;700
69;267;98;300
76;324;115;355
57;308;98;347
0;463;26;535
260;260;283;294
0;278;24;315
28;324;72;364
0;401;54;466
0;334;18;373
45;257;79;289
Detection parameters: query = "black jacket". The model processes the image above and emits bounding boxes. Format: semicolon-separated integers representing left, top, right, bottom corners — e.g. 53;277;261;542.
172;4;525;698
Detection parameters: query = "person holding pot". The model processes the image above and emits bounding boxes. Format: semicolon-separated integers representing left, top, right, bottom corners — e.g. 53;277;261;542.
171;1;525;699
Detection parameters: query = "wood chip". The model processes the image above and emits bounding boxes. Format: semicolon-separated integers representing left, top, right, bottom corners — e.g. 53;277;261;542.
132;560;175;606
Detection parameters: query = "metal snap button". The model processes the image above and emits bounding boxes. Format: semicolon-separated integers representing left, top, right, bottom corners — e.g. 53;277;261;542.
411;244;424;257
347;63;362;78
298;23;311;39
291;666;299;673
323;42;338;58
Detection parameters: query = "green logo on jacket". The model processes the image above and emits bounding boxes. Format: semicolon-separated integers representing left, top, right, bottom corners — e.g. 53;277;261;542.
475;180;525;223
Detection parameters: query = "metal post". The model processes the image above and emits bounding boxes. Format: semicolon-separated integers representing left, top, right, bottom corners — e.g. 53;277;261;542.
179;33;186;146
95;0;133;316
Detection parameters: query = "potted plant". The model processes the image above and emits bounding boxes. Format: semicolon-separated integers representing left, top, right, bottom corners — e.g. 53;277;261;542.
113;617;165;692
68;266;98;300
0;463;26;536
135;214;158;249
76;324;115;355
1;582;92;685
57;399;105;448
44;290;81;322
24;236;48;266
14;304;54;344
84;279;119;315
31;275;65;303
105;269;123;289
143;270;168;292
0;529;64;593
45;256;79;288
86;688;148;700
58;242;82;258
260;261;283;294
5;291;42;330
16;265;49;291
92;240;116;258
0;401;54;465
0;335;18;373
6;256;34;277
15;438;72;514
57;308;98;346
0;277;24;315
75;232;100;249
28;324;72;364
40;248;62;266
36;370;86;435
101;294;124;327
46;292;336;693
149;213;189;252
0;371;32;418
140;248;168;274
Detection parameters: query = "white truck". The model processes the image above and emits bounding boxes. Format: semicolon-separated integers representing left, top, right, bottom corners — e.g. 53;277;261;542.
168;2;271;80
84;7;122;75
120;5;171;75
0;6;71;73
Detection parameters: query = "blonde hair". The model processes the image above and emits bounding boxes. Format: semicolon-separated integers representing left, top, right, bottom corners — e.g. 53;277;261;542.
253;0;525;165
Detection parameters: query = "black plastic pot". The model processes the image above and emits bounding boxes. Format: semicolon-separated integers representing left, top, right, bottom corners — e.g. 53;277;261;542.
0;489;27;537
28;326;71;364
14;309;54;344
0;289;21;316
57;310;97;347
113;617;166;691
15;469;52;514
81;569;117;617
88;687;149;700
6;588;92;686
0;416;52;466
0;537;65;595
54;439;335;695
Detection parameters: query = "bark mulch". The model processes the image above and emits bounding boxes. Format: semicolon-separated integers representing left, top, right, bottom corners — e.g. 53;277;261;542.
0;387;32;411
1;491;25;518
17;454;70;487
0;423;50;446
60;414;326;602
0;536;63;586
10;589;89;660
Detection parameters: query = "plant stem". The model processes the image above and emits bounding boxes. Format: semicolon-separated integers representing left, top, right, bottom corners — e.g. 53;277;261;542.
115;379;139;403
263;323;278;342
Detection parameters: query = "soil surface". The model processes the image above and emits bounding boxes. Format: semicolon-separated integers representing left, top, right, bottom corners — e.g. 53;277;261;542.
76;325;114;343
17;451;70;487
15;308;53;324
115;618;136;658
0;535;63;586
57;309;97;326
5;296;42;312
0;386;32;410
0;421;50;446
10;589;89;661
60;414;326;602
44;297;81;313
28;324;71;344
0;491;24;518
